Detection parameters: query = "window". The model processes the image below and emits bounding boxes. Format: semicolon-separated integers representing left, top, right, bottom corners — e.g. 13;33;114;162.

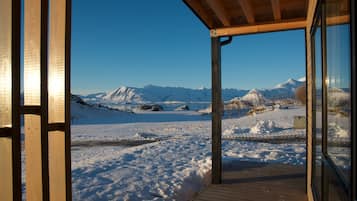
325;0;351;183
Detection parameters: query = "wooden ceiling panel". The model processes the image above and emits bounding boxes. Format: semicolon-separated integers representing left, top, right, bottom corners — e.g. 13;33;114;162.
183;0;308;35
205;0;231;26
251;0;274;23
271;0;282;20
237;0;256;24
280;0;307;19
223;0;247;25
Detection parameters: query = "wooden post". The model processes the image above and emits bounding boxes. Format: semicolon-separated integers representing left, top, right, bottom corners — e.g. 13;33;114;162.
211;37;222;184
65;0;73;200
11;0;22;200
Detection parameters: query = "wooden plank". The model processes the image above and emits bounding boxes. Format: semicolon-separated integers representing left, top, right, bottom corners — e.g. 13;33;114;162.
211;37;222;184
271;0;281;20
326;15;350;25
237;0;255;24
0;138;12;201
206;0;231;26
25;115;44;201
0;0;12;128
24;0;49;199
184;0;214;28
49;132;66;201
210;20;306;37
48;0;67;199
49;0;65;124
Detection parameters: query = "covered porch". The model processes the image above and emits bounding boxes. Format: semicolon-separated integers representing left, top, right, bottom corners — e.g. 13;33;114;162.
183;0;317;201
194;161;306;201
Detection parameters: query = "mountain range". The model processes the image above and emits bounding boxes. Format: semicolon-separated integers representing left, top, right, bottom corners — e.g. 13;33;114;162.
80;78;306;104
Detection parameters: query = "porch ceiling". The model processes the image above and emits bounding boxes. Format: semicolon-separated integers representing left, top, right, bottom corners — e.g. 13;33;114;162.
183;0;309;37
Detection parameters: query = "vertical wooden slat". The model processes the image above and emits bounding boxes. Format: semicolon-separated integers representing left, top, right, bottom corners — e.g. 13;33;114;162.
0;0;13;199
24;0;49;199
0;0;12;129
48;0;69;200
24;0;43;198
0;0;21;200
211;37;222;184
49;132;66;201
24;115;43;201
0;138;12;201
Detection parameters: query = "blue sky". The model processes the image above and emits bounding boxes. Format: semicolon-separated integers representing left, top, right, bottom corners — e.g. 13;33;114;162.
71;0;306;94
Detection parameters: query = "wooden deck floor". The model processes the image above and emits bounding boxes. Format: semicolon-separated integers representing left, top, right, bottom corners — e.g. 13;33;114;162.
193;161;307;201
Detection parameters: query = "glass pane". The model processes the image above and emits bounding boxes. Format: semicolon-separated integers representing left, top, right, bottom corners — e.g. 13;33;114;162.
325;0;351;183
0;0;12;128
312;17;323;200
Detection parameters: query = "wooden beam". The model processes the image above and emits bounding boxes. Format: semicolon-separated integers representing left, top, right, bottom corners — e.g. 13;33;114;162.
206;0;230;26
326;15;350;25
271;0;281;20
184;0;214;28
237;0;255;24
210;20;306;37
211;37;222;184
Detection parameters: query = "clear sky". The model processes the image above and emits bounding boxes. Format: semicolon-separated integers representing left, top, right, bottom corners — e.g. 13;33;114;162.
71;0;306;94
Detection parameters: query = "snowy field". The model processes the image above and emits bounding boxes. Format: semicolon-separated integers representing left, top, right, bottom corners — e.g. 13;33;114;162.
71;107;308;201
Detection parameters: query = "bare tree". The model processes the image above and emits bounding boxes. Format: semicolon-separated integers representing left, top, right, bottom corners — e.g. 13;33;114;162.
295;85;306;105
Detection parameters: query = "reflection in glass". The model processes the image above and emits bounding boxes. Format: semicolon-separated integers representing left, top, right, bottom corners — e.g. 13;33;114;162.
326;0;351;183
312;17;323;200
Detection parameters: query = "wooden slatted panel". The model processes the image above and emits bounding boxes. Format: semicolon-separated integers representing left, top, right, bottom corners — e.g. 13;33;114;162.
194;162;307;201
183;0;309;33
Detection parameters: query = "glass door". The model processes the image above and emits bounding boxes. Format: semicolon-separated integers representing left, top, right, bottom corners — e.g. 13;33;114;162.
311;0;352;201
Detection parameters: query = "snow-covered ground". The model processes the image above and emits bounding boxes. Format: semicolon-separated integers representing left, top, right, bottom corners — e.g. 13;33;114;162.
71;107;308;201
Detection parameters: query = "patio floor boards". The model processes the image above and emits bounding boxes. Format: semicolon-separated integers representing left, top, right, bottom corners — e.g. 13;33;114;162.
193;161;307;201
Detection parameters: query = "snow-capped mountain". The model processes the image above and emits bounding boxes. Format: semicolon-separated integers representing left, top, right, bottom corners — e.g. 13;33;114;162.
93;85;248;104
103;86;143;103
241;89;269;106
79;78;305;104
260;78;305;99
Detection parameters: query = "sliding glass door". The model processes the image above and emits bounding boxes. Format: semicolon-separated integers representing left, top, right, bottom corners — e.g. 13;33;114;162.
311;0;353;200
